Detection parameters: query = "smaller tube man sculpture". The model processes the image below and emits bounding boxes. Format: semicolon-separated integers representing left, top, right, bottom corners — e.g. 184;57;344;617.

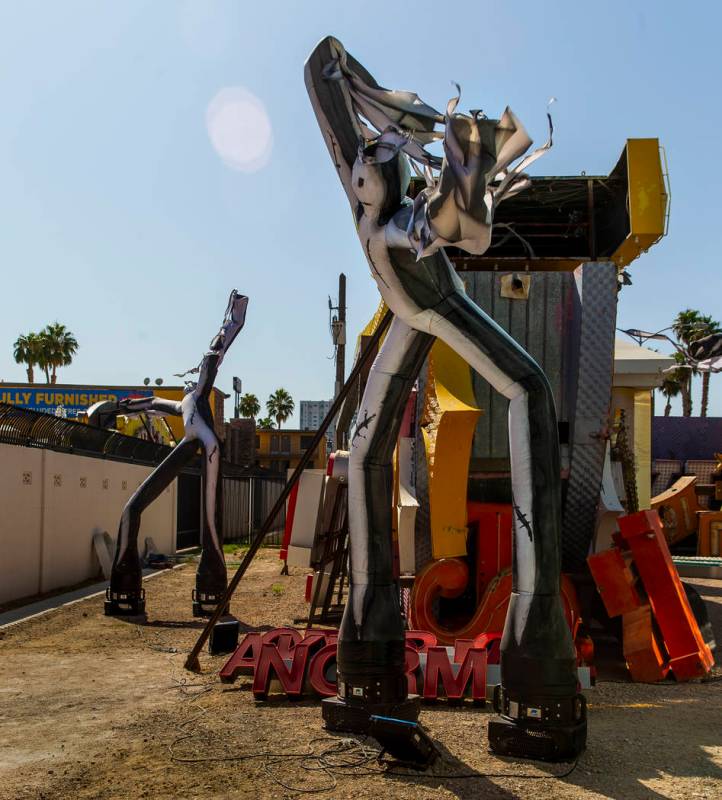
105;290;248;616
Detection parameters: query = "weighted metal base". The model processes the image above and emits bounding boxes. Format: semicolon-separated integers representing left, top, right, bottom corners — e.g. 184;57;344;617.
488;714;587;762
104;588;145;616
489;687;587;762
192;589;228;618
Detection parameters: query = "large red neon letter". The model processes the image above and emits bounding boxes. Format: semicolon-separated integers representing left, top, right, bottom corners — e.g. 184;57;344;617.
307;643;337;696
423;646;487;701
252;642;312;699
219;632;263;683
404;646;421;694
262;627;303;659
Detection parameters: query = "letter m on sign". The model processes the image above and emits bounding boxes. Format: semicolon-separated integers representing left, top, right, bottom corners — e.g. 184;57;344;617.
423;646;487;701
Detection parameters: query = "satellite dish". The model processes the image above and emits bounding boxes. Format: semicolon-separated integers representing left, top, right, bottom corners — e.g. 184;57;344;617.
143;377;151;386
155;378;163;386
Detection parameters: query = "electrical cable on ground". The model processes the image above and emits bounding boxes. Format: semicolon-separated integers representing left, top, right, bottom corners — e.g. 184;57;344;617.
131;557;582;792
167;703;579;795
134;602;581;793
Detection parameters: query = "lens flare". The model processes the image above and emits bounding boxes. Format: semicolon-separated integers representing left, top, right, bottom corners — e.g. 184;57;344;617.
206;87;273;173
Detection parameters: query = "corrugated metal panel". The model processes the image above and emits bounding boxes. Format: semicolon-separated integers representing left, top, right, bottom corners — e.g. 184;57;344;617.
222;475;285;545
469;272;576;464
465;265;618;570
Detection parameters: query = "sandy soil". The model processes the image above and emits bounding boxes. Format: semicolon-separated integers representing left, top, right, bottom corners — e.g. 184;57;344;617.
1;551;721;800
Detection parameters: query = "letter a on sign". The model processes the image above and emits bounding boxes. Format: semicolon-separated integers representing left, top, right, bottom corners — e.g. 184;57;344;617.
219;632;263;683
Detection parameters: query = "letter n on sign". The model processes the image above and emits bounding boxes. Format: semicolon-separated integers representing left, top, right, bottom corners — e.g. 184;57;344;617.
253;643;312;699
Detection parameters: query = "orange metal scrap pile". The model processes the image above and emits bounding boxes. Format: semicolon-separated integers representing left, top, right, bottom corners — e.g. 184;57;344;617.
588;510;714;682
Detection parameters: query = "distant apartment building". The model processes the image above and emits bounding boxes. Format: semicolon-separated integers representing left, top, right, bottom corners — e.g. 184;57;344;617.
224;420;327;473
300;400;333;431
255;429;328;474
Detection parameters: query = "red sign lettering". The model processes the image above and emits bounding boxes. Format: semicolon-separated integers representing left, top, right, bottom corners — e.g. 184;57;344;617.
220;628;495;704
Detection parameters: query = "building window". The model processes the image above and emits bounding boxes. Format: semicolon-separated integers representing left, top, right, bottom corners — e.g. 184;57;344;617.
300;435;315;450
281;435;291;453
254;436;260;448
271;434;280;453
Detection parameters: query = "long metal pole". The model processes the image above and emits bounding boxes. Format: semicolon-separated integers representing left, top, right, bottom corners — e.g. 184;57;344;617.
185;309;393;671
334;273;346;399
334;273;346;449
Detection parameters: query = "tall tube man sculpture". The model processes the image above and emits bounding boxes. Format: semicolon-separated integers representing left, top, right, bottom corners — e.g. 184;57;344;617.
105;290;248;617
305;37;586;759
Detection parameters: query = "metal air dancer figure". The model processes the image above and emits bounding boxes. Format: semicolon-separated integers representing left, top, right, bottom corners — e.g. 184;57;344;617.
305;37;586;759
105;290;248;617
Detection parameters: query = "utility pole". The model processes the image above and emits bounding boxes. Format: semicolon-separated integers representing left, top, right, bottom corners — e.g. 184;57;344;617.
329;273;347;449
335;273;346;399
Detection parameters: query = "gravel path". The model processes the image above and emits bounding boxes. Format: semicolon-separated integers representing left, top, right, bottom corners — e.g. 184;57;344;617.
1;551;720;799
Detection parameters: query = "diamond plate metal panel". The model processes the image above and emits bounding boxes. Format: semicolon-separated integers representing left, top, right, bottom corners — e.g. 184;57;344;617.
561;262;618;570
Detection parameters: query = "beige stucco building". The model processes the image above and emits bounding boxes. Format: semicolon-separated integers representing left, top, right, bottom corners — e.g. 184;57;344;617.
611;339;674;509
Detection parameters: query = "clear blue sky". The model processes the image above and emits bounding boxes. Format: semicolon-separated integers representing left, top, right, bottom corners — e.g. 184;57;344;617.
1;0;720;422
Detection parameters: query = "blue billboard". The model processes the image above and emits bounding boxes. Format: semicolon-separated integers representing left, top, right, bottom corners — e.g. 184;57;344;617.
0;386;154;419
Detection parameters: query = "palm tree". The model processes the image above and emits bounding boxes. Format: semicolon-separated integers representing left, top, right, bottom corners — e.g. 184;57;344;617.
695;315;721;417
659;373;682;417
13;332;43;383
672;310;704;417
41;322;79;384
669;351;694;416
239;392;261;419
266;388;294;429
256;416;275;430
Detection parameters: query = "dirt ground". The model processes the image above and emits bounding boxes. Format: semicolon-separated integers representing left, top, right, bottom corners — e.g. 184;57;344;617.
1;551;720;800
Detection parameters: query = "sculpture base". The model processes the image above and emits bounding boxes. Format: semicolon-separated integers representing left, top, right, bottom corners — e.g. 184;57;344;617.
488;714;587;761
322;694;420;735
489;686;587;761
104;588;145;616
192;589;228;617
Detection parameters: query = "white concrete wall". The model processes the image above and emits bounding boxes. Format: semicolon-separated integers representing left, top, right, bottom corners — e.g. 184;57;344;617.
0;445;44;606
0;443;176;604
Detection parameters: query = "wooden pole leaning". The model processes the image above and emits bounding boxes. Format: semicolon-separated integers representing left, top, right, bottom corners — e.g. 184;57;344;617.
185;309;393;671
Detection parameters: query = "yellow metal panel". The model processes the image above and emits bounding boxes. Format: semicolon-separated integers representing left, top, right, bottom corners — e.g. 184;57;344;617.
613;138;669;267
359;299;388;338
422;340;482;559
154;387;186;441
354;300;389;363
633;390;652;510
